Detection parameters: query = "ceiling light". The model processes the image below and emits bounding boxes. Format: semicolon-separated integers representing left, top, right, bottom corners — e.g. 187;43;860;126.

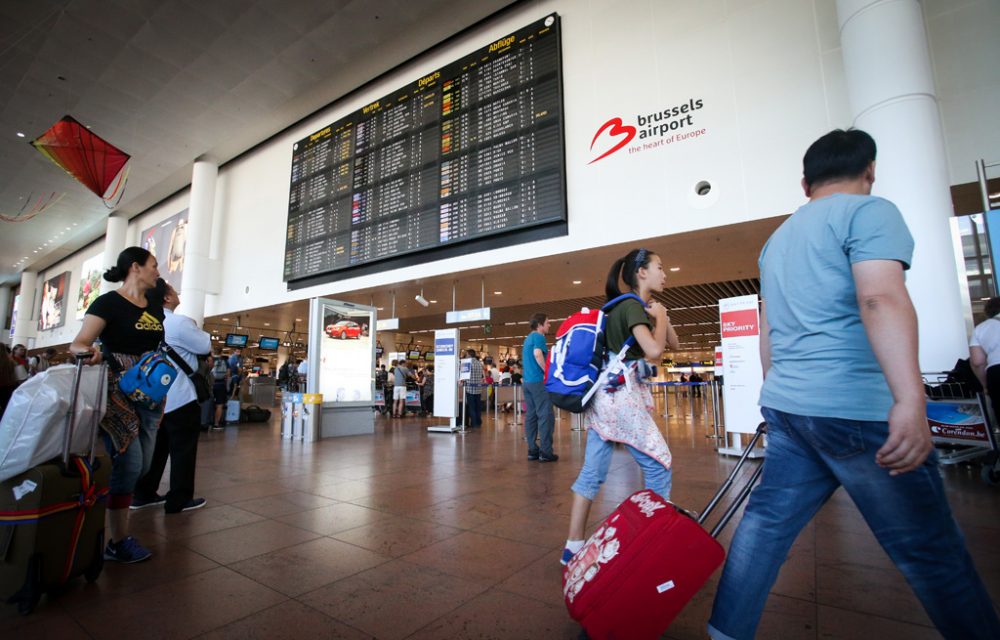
264;322;270;326
670;267;681;272
429;299;437;304
572;280;582;285
16;132;25;138
376;307;384;311
295;318;302;322
222;317;229;321
493;291;502;295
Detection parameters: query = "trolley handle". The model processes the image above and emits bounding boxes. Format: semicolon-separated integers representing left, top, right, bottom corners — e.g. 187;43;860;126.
696;421;766;538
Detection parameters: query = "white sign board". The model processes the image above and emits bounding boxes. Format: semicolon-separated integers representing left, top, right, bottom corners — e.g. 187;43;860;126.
432;329;460;424
310;298;375;405
718;295;764;435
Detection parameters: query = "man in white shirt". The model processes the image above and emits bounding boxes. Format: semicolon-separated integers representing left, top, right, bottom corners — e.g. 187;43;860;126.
132;280;210;514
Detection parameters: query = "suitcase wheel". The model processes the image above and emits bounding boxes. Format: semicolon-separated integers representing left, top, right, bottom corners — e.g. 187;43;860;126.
84;530;105;583
8;555;43;615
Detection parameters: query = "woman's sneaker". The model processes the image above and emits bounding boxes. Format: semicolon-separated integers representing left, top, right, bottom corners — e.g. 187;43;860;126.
104;536;152;563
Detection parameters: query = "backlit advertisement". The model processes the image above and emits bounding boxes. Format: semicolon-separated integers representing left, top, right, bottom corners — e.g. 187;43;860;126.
76;253;104;319
319;301;374;404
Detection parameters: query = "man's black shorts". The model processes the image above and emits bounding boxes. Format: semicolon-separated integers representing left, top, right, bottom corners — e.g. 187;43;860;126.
213;381;228;405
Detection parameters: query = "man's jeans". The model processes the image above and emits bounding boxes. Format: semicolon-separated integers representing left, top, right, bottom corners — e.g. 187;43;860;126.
522;381;554;457
708;407;1000;640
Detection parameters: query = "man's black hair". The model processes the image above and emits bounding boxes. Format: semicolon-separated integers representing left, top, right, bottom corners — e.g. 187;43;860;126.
803;129;877;189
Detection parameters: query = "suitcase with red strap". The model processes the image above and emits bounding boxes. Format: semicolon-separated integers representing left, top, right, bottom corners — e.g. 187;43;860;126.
563;422;766;639
0;355;110;615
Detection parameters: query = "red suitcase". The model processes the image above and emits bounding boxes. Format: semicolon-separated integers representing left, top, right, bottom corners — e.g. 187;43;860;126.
563;423;766;639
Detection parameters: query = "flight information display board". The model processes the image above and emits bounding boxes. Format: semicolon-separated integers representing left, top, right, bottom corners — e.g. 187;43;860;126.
284;14;565;282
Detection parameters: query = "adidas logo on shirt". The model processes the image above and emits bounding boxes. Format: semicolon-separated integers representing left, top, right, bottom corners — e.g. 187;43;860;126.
135;311;162;331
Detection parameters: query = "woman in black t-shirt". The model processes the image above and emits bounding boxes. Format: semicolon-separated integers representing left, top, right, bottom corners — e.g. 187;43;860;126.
70;246;163;564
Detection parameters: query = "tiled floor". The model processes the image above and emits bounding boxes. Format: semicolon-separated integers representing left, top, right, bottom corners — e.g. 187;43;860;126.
3;394;998;639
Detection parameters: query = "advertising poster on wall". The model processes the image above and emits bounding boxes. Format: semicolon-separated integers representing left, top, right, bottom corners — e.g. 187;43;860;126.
718;295;764;438
76;254;104;319
9;294;18;340
38;271;71;331
140;209;188;291
319;302;374;403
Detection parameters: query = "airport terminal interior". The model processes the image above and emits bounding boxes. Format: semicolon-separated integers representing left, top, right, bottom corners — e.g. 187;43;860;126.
1;1;999;638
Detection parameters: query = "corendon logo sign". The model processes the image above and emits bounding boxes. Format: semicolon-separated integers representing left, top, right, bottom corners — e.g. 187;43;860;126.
589;98;706;164
720;309;758;338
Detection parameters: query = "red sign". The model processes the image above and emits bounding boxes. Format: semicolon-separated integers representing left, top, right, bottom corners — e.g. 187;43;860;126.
714;349;723;368
720;309;758;338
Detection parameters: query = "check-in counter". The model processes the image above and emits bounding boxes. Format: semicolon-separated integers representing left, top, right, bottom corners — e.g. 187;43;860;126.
242;377;277;406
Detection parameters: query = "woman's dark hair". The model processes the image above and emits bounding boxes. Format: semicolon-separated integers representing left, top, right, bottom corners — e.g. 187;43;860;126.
146;277;168;307
606;248;656;301
802;129;877;189
984;297;1000;319
104;246;153;283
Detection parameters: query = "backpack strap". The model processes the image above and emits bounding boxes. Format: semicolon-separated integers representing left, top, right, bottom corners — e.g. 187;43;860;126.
162;343;195;377
601;292;646;312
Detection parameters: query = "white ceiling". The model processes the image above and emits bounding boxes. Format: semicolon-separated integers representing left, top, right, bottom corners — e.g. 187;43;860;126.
0;0;518;285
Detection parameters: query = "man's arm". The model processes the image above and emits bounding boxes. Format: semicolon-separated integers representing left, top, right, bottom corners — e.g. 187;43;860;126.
970;345;988;391
853;259;932;476
759;300;771;377
533;347;546;371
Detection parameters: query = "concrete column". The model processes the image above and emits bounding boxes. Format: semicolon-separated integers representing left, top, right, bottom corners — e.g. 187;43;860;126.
102;213;129;291
179;156;218;326
837;0;969;371
0;285;11;345
12;271;37;348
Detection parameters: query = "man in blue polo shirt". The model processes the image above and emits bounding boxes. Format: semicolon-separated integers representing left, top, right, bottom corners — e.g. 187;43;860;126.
522;312;557;462
708;129;999;640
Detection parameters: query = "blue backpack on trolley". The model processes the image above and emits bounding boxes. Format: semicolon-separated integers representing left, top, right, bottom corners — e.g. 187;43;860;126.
545;294;645;413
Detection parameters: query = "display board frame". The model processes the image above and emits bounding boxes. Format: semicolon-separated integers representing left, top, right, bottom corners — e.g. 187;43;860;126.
285;13;567;289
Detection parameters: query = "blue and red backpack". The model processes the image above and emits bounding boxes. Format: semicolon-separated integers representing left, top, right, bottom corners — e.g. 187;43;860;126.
545;294;645;413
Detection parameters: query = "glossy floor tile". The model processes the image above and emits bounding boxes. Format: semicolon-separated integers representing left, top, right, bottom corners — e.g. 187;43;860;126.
1;396;997;639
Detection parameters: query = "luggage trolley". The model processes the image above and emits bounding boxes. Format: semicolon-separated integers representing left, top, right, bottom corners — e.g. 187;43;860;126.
922;372;1000;485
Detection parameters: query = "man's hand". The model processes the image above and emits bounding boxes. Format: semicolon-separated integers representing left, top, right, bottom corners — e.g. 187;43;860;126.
876;399;933;475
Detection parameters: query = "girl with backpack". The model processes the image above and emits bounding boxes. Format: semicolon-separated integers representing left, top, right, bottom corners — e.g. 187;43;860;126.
562;248;680;565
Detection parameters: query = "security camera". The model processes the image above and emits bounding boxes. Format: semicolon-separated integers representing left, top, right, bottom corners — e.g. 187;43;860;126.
415;294;429;307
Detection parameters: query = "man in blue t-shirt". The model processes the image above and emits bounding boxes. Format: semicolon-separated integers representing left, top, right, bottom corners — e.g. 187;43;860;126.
708;130;999;640
522;313;557;462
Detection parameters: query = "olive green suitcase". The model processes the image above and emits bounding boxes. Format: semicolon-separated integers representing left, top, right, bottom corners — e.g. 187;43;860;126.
0;356;109;615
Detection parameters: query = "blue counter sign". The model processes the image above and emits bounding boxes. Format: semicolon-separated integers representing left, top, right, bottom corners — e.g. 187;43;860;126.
435;338;455;356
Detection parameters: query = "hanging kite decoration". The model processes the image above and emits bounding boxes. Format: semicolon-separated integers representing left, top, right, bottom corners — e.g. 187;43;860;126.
30;115;131;208
0;191;65;223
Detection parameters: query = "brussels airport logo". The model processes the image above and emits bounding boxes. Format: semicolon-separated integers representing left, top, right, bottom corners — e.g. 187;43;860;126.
589;98;706;164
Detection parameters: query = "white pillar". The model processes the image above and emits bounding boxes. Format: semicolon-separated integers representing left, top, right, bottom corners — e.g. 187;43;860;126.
837;0;968;371
102;214;129;292
0;285;11;345
12;271;37;348
179;156;218;325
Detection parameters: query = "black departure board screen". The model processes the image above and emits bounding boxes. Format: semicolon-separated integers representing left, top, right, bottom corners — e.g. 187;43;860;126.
284;14;565;283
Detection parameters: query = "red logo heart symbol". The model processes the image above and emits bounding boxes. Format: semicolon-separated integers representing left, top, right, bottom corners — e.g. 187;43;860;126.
589;117;636;164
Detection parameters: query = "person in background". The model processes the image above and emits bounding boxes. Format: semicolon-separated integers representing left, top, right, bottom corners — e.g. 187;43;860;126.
421;365;435;416
278;358;290;390
70;246;163;564
28;347;56;377
522;313;557;462
210;347;230;430
969;297;1000;437
708;129;999;640
11;344;28;385
228;348;243;398
0;343;19;418
296;357;308;391
499;366;512;385
133;279;209;513
392;359;413;418
461;349;484;428
11;344;28;370
510;365;523;386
